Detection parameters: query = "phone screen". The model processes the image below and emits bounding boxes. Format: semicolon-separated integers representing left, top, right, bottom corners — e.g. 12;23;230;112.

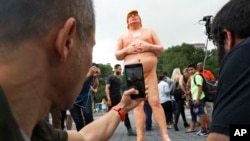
124;63;145;99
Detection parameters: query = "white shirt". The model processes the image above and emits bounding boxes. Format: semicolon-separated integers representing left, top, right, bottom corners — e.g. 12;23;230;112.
158;80;172;103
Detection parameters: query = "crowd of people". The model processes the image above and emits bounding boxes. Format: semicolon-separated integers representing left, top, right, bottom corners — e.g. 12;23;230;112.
143;62;215;136
48;61;215;138
1;0;250;141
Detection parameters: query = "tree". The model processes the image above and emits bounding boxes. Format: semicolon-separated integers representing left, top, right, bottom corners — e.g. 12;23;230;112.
93;43;219;104
157;43;219;79
94;63;113;103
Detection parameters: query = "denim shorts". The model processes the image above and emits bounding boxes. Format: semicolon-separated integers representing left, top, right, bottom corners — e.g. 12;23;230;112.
193;98;206;116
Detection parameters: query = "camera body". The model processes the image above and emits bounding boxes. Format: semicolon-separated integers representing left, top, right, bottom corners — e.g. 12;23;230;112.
202;15;213;40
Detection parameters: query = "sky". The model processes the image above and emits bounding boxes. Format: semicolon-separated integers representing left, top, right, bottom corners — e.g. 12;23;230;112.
92;0;229;67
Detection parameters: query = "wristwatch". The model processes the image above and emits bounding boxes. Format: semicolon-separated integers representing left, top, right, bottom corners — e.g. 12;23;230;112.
112;105;126;121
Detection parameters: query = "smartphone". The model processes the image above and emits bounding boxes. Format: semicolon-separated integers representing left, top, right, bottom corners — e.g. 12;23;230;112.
124;63;146;99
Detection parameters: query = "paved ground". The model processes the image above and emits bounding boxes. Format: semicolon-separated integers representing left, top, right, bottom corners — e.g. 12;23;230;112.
54;108;207;141
93;108;207;141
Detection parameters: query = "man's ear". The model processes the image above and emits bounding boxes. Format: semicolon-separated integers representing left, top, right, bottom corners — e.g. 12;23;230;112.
223;29;234;52
55;18;77;62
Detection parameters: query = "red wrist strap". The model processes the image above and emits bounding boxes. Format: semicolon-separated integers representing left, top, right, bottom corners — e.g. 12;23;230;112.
112;105;125;121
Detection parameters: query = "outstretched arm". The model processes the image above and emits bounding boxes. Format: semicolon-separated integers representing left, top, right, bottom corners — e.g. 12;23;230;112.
67;109;121;141
67;88;146;141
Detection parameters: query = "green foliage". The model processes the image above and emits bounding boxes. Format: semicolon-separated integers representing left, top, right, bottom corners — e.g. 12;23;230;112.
157;43;219;78
94;63;113;103
94;63;128;103
120;72;127;92
93;43;219;103
204;49;219;78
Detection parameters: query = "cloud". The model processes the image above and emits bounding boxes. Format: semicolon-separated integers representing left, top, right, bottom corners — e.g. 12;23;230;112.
92;38;123;67
92;0;229;65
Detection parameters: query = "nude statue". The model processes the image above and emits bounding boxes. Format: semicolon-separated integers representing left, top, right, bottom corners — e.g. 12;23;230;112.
115;10;171;141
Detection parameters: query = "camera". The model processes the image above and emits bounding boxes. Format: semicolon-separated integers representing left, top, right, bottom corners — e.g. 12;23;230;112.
201;15;213;40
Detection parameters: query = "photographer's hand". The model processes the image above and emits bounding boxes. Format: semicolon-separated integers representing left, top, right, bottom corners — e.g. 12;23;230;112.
117;86;148;113
74;87;148;141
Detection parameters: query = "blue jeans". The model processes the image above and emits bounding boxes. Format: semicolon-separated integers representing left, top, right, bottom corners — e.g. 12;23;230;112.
189;100;197;123
70;92;93;131
144;100;152;130
171;100;177;117
193;98;206;116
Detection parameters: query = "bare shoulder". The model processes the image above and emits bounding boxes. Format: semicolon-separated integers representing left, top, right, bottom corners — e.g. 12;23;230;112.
142;28;156;33
141;28;158;38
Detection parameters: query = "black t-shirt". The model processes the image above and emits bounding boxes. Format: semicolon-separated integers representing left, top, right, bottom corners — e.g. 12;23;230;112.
210;38;250;135
0;87;25;141
106;75;122;99
31;120;67;141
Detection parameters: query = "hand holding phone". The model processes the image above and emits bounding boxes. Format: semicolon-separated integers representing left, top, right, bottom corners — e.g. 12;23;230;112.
124;63;146;99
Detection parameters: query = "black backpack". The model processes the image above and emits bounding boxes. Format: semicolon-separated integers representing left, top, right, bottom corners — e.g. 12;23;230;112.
169;81;183;98
194;74;217;102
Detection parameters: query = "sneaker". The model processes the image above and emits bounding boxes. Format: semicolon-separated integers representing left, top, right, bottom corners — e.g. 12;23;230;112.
127;129;137;136
167;125;172;129
196;130;201;135
207;127;210;133
197;130;208;136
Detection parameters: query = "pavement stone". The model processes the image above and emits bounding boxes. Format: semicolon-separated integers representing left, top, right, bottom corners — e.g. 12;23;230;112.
92;108;207;141
61;108;207;141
